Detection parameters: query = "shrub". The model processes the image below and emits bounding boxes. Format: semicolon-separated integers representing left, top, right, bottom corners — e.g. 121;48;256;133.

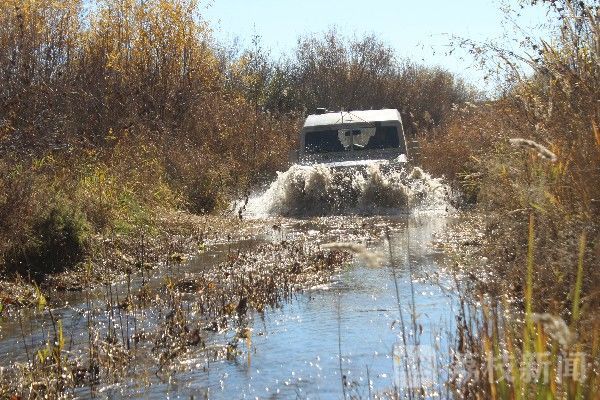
5;200;90;280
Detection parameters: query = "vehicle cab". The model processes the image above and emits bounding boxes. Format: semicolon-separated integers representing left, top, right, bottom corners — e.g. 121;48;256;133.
297;108;408;167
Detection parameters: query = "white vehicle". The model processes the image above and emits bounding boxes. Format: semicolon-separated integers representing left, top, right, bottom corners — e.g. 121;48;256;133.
296;108;408;168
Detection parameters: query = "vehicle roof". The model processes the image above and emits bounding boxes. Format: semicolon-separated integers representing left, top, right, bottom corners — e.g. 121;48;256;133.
303;109;401;128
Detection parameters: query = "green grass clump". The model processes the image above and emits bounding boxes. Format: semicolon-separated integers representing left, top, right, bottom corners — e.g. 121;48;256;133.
6;199;90;280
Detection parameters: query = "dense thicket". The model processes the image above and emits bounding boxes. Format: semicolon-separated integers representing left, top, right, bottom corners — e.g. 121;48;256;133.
226;30;475;135
289;31;474;134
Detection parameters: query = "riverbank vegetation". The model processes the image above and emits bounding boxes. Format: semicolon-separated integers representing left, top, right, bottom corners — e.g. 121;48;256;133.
421;1;599;398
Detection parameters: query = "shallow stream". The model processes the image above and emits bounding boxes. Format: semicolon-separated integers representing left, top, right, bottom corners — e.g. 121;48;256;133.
0;164;466;399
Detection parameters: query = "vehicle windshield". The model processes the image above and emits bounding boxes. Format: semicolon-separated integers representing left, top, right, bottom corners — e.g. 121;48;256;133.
304;125;401;154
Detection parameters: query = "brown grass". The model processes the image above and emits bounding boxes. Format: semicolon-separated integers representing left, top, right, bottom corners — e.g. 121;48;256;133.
422;1;600;397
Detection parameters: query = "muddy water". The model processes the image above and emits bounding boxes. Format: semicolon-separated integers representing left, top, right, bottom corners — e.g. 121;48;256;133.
243;163;448;217
0;164;463;399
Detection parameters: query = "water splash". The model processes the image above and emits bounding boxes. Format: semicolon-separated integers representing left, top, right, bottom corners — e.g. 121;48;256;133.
243;162;449;217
